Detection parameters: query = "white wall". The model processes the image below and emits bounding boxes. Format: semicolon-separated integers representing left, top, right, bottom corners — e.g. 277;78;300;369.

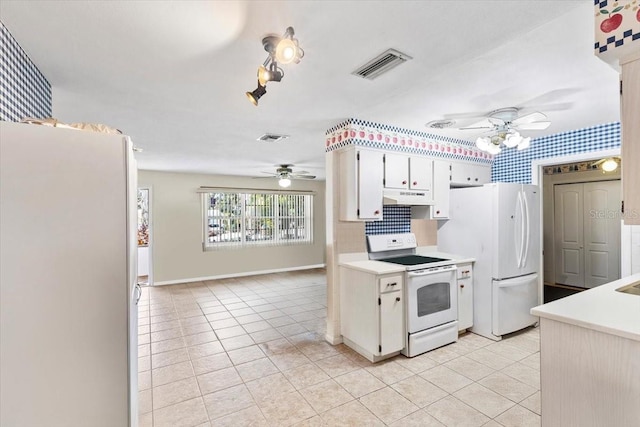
138;170;326;284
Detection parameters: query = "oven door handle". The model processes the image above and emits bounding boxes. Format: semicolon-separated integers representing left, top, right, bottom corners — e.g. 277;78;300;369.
407;265;457;277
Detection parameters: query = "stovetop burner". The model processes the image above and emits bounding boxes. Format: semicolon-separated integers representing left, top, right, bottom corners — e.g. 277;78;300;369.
378;255;450;266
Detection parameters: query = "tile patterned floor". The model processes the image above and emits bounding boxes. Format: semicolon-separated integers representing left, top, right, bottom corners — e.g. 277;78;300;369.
137;269;541;426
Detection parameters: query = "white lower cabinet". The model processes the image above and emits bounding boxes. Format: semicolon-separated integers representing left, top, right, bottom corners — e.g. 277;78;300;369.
340;267;404;362
457;263;473;331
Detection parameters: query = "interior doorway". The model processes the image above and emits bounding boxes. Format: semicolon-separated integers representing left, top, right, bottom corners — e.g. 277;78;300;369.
531;148;622;303
137;188;152;285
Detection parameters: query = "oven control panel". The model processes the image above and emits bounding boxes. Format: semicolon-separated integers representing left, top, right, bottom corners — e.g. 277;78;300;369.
368;233;417;252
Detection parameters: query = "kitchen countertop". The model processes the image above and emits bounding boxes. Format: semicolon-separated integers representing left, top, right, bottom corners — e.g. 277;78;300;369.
531;273;640;342
339;246;475;274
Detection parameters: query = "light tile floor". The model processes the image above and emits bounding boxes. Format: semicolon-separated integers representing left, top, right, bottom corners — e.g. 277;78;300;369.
137;269;541;427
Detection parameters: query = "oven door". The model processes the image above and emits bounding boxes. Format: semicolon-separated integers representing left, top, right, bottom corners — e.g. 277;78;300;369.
406;266;457;333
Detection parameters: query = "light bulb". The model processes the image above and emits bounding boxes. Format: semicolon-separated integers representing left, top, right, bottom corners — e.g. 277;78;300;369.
278;177;292;188
601;158;618;172
275;38;297;64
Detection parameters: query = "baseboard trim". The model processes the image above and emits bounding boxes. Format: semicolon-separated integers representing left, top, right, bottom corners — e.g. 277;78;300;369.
153;264;326;286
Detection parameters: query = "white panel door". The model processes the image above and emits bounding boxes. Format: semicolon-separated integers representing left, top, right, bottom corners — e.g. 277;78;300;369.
384;153;409;189
431;160;450;219
583;181;621;288
554;184;584;287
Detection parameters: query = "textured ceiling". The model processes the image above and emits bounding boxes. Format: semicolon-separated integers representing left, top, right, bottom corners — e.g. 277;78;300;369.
1;1;619;180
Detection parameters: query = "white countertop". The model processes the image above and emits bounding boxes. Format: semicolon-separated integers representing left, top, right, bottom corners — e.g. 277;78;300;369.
339;246;475;275
531;273;640;342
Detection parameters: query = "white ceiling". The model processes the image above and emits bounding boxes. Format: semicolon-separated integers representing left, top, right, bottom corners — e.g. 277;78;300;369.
1;1;620;180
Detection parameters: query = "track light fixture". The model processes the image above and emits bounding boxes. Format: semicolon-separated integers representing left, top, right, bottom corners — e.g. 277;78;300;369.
246;27;304;106
246;83;267;106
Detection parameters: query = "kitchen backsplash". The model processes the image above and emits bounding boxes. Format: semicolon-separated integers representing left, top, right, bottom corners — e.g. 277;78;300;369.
325;118;493;165
492;122;621;184
0;21;52;122
365;206;411;235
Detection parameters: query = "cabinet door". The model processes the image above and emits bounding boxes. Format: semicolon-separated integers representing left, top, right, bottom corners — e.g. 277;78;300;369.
384;153;409;189
622;58;640;225
450;161;471;186
409;156;433;194
474;164;491;185
379;291;404;355
358;150;384;220
457;264;473;331
431;160;450;219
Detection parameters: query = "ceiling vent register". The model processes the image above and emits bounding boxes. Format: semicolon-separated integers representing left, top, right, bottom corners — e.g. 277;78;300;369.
352;49;412;80
257;133;289;143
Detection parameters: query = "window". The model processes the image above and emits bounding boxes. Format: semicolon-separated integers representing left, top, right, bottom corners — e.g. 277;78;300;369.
203;191;313;249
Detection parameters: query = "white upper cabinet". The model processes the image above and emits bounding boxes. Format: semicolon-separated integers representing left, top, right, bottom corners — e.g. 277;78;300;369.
431;160;451;219
450;161;491;187
384;153;409;190
409;156;433;193
339;147;384;221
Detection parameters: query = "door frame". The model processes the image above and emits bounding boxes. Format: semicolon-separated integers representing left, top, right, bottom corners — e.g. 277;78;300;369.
531;148;621;301
138;186;154;286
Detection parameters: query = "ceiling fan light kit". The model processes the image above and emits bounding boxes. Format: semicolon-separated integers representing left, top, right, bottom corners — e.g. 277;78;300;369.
452;107;551;155
259;164;316;187
246;27;304;106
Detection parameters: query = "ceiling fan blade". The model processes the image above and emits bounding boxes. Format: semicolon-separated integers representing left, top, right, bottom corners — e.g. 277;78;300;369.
457;118;497;130
514;121;551;130
291;175;316;180
458;126;494;130
260;171;278;176
511;111;547;125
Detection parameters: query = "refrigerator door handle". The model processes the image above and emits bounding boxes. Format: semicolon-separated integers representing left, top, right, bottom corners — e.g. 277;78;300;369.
521;191;530;268
515;192;524;268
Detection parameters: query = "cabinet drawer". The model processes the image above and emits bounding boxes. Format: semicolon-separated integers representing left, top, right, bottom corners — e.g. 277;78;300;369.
457;263;472;279
379;275;403;293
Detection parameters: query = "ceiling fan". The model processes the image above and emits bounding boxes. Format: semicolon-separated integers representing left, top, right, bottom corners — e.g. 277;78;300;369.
449;107;551;155
260;164;316;187
457;107;551;133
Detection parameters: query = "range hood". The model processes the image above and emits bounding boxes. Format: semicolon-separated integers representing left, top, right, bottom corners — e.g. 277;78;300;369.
383;189;434;205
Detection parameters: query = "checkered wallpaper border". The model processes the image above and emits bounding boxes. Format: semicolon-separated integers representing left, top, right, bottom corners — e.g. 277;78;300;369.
325;118;494;165
492;122;621;184
0;21;52;122
365;205;411;235
593;0;640;54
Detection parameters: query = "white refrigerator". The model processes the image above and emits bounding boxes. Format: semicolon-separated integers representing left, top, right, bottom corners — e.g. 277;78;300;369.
438;182;540;341
0;121;138;426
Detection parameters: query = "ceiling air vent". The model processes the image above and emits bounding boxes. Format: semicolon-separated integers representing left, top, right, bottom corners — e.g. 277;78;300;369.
257;133;289;143
352;49;413;80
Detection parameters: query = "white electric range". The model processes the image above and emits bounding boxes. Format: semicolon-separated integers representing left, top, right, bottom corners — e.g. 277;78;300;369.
368;233;459;357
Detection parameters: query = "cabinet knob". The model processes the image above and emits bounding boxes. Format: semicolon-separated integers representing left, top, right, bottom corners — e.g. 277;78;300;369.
374;210;380;215
475;178;478;181
460;284;465;289
436;210;440;214
467;177;471;181
402;180;407;185
413;181;417;186
388;282;397;287
396;297;401;302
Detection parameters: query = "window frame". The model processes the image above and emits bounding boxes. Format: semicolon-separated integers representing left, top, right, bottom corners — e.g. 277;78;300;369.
201;189;314;250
